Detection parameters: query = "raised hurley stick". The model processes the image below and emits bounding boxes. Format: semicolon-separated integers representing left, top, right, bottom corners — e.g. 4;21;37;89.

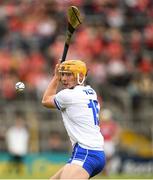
61;6;83;63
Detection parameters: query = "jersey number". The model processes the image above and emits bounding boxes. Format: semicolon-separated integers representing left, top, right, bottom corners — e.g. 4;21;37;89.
88;100;99;125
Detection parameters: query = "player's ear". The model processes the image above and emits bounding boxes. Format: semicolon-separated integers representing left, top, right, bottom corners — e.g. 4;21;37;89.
79;73;84;81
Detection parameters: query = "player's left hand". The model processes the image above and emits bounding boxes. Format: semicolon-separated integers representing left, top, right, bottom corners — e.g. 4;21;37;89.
54;63;60;80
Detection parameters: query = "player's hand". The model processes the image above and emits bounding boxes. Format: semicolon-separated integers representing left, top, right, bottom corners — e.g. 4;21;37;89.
54;63;60;80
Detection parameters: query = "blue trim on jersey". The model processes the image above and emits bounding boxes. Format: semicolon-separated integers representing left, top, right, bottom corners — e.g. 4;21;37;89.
54;98;61;110
68;143;106;178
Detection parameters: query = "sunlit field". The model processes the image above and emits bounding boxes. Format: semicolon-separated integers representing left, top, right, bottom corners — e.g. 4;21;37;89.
1;174;153;179
0;163;152;179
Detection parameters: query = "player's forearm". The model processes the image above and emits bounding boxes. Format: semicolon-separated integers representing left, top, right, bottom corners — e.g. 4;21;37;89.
42;75;59;102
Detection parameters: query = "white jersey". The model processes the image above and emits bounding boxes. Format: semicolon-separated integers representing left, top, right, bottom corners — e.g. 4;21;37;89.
54;85;104;150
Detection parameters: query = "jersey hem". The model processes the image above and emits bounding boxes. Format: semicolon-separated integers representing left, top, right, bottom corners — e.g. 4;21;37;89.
78;143;104;151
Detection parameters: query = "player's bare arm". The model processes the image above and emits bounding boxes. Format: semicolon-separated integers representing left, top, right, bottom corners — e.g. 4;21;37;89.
42;64;60;108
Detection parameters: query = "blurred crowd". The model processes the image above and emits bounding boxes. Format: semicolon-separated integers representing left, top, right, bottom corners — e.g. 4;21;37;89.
0;0;153;103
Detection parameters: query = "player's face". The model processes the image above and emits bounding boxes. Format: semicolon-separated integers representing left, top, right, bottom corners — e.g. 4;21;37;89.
60;72;77;89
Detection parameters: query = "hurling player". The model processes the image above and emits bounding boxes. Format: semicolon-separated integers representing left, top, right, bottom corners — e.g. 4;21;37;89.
42;60;106;179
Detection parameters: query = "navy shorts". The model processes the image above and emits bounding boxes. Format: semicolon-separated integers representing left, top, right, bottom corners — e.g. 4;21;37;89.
68;143;106;178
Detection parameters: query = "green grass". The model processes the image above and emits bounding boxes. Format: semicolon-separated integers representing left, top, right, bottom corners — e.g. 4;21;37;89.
0;174;153;179
0;163;152;179
94;173;153;179
0;172;152;179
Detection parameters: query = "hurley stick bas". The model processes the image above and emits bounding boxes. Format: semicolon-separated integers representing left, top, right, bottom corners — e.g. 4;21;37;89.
61;6;82;63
